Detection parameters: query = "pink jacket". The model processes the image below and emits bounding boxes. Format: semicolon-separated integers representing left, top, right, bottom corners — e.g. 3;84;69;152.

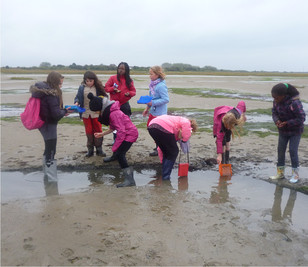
109;101;138;152
149;115;192;142
213;101;246;154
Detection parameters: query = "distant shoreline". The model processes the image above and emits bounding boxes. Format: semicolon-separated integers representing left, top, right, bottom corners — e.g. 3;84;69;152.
1;68;308;77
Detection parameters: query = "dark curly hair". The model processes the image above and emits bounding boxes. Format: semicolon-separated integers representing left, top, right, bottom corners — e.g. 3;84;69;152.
271;83;299;97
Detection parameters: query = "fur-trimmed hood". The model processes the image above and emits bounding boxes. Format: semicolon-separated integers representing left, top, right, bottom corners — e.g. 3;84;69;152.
30;82;59;98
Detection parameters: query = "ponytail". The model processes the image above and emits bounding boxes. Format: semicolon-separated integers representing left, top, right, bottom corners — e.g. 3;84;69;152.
272;83;299;97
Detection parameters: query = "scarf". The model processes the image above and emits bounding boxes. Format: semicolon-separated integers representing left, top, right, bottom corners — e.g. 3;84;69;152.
149;78;161;96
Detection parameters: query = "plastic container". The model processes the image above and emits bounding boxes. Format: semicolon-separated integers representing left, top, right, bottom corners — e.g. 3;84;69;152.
64;105;86;113
178;163;189;177
219;164;232;176
137;95;153;104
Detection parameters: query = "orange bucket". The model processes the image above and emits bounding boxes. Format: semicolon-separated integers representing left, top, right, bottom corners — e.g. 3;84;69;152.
178;163;189;177
219;164;232;176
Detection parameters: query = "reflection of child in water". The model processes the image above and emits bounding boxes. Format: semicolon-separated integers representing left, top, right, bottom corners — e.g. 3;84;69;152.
271;185;297;223
209;176;231;204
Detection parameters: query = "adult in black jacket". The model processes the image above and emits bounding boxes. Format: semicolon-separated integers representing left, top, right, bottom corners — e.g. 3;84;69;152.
30;71;69;180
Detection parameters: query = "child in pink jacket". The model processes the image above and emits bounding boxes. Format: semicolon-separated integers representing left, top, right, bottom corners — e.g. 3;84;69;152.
213;101;246;165
88;93;138;187
148;115;198;180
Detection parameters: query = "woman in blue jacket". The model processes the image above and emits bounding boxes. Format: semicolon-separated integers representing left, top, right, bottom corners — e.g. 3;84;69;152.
142;66;169;156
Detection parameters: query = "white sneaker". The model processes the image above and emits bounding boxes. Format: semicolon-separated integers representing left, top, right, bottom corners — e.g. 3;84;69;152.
289;177;299;184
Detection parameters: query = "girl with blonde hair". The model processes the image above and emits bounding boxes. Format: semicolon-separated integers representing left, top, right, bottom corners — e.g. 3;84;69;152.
213;101;246;165
143;66;169;156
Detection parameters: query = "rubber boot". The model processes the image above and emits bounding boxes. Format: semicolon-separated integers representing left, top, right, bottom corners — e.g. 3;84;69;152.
270;166;285;180
96;146;106;157
116;166;136;187
225;151;230;164
149;147;158;157
42;155;46;173
86;134;94;157
103;153;117;163
222;152;226;164
44;159;58;182
162;158;175;180
289;168;299;183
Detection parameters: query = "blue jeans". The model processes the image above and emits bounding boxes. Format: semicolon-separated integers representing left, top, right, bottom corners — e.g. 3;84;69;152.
277;134;301;168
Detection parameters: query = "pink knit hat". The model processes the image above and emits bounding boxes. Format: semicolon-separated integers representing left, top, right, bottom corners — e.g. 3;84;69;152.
235;101;246;115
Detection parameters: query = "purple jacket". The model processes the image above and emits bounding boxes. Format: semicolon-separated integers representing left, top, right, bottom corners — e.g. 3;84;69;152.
272;95;306;135
109;101;138;152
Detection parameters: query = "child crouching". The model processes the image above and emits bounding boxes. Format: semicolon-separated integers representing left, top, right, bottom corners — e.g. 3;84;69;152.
88;93;138;187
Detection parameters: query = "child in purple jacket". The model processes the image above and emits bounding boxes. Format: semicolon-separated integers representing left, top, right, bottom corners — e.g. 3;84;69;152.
270;83;306;183
88;93;138;187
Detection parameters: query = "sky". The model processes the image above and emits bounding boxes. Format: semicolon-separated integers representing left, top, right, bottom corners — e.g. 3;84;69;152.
1;0;308;72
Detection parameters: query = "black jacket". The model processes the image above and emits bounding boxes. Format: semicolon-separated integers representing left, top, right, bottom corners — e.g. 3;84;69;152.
30;82;66;123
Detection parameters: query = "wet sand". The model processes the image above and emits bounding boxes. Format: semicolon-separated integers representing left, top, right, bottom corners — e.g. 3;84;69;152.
1;74;308;266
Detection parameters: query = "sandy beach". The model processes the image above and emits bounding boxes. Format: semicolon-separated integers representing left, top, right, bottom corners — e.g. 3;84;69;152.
1;74;308;266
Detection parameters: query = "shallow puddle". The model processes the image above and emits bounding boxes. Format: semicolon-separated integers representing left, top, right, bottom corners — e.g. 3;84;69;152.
1;163;308;233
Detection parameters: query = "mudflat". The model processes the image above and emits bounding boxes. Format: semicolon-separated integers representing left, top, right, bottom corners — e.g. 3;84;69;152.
1;74;308;266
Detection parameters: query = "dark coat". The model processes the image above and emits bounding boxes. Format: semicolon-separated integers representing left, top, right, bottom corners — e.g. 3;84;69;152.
30;82;66;124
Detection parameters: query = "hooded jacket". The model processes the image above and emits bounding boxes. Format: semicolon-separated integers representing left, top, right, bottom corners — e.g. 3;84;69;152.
213;101;246;154
105;101;138;152
30;82;66;123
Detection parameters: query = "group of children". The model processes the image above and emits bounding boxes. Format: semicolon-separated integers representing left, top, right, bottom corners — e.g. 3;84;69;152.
31;67;306;187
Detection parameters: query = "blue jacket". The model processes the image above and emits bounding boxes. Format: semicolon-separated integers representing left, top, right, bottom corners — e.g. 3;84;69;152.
149;80;169;116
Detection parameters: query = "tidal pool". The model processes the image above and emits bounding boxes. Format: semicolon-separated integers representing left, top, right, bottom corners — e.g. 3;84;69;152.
1;163;308;234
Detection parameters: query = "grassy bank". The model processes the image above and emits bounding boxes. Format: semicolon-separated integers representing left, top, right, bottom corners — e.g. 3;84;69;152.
2;68;308;77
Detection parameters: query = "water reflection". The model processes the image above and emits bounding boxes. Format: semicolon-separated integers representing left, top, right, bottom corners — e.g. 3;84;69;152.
271;185;297;223
210;176;232;204
44;177;59;196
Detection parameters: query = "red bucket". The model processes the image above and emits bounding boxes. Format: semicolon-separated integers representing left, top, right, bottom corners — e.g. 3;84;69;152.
178;163;189;177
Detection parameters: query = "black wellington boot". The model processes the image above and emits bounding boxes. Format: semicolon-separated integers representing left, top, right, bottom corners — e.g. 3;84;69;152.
103;153;117;163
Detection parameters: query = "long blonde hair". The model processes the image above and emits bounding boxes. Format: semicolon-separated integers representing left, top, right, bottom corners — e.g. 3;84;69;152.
150;66;166;80
222;113;246;139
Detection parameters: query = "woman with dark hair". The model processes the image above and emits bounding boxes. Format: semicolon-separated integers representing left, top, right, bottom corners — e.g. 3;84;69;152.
105;62;136;116
74;71;108;157
270;83;306;183
104;62;136;162
30;71;71;181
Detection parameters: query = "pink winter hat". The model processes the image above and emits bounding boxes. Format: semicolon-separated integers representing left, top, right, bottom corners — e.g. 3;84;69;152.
236;101;246;115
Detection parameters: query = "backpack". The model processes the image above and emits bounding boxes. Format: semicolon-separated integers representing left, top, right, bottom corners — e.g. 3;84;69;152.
20;97;45;130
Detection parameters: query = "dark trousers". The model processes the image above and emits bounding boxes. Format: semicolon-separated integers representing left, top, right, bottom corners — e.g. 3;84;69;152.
114;141;133;169
120;102;132;117
148;128;179;162
277;134;301;168
44;138;57;161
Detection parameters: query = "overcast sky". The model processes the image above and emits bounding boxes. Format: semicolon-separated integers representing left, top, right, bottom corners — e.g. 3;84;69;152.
1;0;308;72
